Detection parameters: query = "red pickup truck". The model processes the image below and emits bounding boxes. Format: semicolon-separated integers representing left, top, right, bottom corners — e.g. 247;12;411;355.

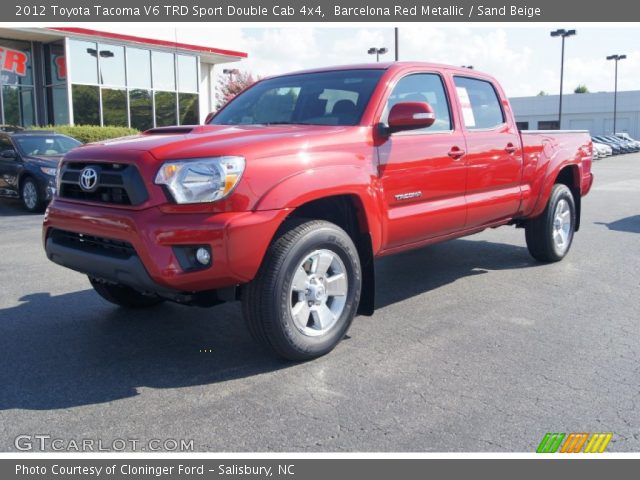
43;62;593;360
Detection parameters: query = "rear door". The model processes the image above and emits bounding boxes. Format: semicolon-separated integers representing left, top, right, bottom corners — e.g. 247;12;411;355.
453;76;523;227
377;72;467;249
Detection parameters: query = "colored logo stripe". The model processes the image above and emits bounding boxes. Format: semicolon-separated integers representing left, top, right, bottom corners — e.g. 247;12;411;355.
537;433;566;453
584;433;613;453
560;433;589;453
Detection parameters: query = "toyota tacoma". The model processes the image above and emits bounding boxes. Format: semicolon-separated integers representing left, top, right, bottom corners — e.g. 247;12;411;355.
43;62;593;360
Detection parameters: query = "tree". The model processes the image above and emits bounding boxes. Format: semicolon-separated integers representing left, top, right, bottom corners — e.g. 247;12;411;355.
537;90;548;96
216;70;257;110
574;84;589;94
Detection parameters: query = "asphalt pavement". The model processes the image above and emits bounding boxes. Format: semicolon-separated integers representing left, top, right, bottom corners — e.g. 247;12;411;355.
0;153;638;452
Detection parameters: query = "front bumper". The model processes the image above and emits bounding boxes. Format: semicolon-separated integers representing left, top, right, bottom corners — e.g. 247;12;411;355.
43;199;290;294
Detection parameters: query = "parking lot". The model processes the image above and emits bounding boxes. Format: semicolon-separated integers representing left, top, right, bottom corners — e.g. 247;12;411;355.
0;153;638;452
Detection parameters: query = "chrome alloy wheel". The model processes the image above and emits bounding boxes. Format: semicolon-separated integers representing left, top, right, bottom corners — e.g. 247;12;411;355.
289;249;348;337
552;198;572;253
23;181;38;210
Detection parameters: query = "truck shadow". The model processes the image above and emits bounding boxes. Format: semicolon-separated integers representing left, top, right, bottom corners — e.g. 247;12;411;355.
374;238;536;309
0;238;536;411
595;215;640;234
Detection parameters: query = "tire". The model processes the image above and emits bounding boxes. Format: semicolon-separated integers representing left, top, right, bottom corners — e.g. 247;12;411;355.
89;277;165;308
525;184;576;262
20;177;42;213
242;219;362;361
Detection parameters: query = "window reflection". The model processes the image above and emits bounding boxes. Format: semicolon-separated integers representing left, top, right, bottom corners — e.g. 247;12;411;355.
177;55;198;93
72;85;99;125
98;43;125;86
102;88;127;126
155;91;177;126
152;51;175;91
179;93;199;125
126;48;151;88
129;89;153;131
69;40;98;85
3;86;35;126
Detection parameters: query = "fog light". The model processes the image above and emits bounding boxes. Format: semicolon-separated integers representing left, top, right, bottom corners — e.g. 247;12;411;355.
196;247;211;265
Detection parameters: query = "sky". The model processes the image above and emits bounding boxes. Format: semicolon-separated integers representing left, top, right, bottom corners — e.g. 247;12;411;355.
113;25;640;98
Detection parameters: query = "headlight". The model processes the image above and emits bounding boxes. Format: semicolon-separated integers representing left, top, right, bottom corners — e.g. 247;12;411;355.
40;166;57;176
154;156;245;204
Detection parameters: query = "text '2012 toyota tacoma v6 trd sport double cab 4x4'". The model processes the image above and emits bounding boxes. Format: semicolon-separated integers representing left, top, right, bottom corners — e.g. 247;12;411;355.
43;62;593;360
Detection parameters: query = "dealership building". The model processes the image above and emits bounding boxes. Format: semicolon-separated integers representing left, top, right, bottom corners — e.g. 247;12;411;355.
510;90;640;138
0;27;246;129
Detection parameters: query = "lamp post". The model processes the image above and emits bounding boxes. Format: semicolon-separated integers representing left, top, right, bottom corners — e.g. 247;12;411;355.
606;54;626;134
550;28;576;129
368;47;388;63
223;68;239;81
394;28;399;61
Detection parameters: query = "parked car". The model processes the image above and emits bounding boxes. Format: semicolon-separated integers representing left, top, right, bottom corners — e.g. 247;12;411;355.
592;141;613;159
0;131;82;212
592;135;623;155
607;135;638;153
615;132;640;149
43;62;594;360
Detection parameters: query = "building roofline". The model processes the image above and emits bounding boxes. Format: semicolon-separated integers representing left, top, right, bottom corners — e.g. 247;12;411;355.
47;27;248;59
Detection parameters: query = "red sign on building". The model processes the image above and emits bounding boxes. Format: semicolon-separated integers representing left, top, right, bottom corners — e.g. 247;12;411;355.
0;47;28;76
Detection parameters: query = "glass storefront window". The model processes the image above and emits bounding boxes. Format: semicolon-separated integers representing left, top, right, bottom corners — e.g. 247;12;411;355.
47;85;69;125
69;39;98;85
129;89;153;131
72;84;99;125
98;43;125;86
2;86;34;126
126;48;151;89
102;88;128;126
177;55;198;93
179;93;199;125
152;51;175;91
155;91;176;126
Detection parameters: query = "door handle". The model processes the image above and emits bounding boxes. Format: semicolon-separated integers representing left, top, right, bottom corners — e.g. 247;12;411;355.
505;143;517;154
448;147;465;160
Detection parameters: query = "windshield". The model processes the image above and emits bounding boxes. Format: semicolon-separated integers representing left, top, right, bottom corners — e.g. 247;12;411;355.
14;135;81;157
210;69;384;126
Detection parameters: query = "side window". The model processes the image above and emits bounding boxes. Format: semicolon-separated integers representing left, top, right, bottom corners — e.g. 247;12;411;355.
0;137;13;156
384;73;452;132
453;76;505;130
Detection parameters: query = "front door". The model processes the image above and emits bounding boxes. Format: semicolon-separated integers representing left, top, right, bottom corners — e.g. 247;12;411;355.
377;73;467;250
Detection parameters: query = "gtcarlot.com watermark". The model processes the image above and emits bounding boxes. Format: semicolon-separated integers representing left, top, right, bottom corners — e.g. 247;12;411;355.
14;435;194;452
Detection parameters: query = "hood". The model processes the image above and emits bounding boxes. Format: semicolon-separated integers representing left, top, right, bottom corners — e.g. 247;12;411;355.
23;154;62;168
64;124;360;163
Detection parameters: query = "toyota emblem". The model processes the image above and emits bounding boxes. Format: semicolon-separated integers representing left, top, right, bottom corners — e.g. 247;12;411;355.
79;167;98;192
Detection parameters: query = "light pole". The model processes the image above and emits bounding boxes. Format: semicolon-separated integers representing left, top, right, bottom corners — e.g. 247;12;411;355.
550;28;576;129
223;68;239;81
606;54;626;134
394;28;399;61
368;47;388;63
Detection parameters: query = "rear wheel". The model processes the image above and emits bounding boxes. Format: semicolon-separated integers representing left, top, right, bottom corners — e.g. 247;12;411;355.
242;220;362;361
525;183;576;262
89;277;165;308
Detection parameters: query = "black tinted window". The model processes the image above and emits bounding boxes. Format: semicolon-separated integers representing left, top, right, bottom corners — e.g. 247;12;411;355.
211;70;383;126
454;76;504;130
384;73;451;132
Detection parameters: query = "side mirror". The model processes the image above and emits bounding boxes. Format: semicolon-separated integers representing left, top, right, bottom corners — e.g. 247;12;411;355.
204;112;215;124
1;149;16;159
387;102;436;133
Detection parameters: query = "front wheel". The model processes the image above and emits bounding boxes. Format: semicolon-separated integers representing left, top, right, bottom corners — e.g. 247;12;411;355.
89;277;165;308
21;177;42;213
525;183;576;262
242;220;362;361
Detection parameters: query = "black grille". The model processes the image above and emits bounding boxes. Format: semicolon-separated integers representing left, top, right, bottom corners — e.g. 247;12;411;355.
59;162;148;206
49;229;137;259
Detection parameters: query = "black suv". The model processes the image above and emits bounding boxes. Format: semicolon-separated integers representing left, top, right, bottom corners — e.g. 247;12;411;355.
0;131;81;212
